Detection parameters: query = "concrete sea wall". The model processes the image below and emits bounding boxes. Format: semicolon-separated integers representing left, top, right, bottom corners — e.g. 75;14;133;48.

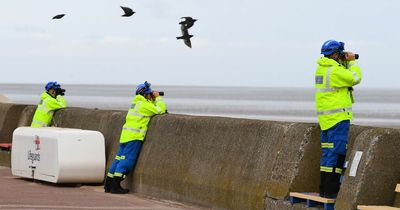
0;102;400;210
0;94;13;104
0;104;35;143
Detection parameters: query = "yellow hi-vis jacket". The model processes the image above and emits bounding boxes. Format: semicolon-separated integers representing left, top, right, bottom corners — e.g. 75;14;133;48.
315;57;362;130
119;94;166;143
31;92;67;127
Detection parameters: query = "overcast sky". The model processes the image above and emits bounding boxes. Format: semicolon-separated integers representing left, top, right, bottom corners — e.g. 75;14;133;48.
0;0;399;87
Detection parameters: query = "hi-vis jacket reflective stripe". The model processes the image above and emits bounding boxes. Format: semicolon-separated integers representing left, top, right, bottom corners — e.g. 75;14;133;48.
119;95;166;143
31;92;67;127
315;57;362;130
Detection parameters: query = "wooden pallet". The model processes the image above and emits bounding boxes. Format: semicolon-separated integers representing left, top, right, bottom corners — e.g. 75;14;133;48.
358;205;400;210
290;192;335;210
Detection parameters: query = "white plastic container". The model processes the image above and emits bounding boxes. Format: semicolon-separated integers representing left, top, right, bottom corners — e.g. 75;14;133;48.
11;127;105;183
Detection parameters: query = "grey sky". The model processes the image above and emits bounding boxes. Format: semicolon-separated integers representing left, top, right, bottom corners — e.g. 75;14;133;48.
0;0;399;87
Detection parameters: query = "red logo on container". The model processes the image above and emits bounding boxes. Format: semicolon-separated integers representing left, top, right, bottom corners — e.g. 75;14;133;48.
34;135;40;150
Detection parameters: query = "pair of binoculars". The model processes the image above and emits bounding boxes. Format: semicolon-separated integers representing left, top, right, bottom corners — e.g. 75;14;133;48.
56;88;66;96
340;52;359;60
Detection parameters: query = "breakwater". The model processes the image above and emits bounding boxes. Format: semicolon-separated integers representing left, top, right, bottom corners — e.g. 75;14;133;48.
1;103;400;210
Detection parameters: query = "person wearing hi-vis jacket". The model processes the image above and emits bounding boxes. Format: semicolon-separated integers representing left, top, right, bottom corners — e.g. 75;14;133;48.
315;40;362;198
31;81;67;127
104;81;167;194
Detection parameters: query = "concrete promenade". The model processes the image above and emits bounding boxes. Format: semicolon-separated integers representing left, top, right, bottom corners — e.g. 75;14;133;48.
0;166;202;210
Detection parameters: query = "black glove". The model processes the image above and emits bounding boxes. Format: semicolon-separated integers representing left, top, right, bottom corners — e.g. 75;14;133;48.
348;87;354;92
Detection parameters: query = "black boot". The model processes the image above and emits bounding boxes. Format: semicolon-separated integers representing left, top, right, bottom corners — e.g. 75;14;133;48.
324;172;341;198
324;156;345;198
110;177;129;194
104;176;113;193
319;171;326;197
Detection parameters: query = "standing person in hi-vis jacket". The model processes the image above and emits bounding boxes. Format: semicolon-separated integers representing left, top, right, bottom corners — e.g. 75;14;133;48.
315;40;362;198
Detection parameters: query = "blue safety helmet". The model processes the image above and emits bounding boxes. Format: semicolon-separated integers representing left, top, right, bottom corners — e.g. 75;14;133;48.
136;81;153;95
45;81;60;91
321;40;345;56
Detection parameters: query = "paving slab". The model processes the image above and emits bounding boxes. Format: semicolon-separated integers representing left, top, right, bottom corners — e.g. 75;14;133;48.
0;167;204;210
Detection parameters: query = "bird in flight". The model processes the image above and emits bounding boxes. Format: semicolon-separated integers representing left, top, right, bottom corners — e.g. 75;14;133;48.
52;14;65;20
179;17;197;30
120;6;135;17
177;26;194;48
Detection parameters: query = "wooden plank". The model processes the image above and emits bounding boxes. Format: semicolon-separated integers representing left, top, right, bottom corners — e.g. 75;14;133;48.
358;205;400;210
396;184;400;193
289;192;335;204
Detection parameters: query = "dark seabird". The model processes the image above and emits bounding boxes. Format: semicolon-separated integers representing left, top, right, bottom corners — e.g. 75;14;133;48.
179;17;197;29
121;6;135;17
52;14;65;20
176;25;193;48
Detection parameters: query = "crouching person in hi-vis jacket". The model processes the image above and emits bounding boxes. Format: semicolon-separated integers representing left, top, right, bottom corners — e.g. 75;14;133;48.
316;40;362;198
104;81;167;194
31;81;67;127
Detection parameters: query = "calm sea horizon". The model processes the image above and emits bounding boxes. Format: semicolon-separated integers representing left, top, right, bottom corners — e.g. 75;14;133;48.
1;83;400;128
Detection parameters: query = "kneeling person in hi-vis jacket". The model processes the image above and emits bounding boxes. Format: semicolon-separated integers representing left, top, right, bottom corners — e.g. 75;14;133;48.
31;81;67;127
104;81;167;194
316;40;362;198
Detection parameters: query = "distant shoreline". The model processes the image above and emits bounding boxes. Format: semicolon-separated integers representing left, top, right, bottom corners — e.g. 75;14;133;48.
2;84;400;129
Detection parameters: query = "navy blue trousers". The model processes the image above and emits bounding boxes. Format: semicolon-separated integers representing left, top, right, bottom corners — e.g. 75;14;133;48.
107;140;143;178
320;120;350;196
320;120;349;171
